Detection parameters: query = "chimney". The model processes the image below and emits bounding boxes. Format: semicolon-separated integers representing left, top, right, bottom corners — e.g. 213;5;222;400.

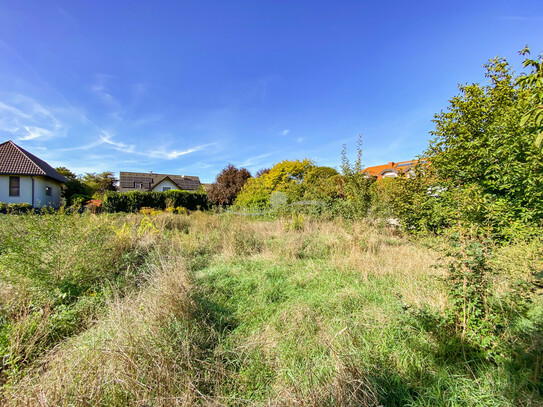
150;170;153;175
388;162;394;166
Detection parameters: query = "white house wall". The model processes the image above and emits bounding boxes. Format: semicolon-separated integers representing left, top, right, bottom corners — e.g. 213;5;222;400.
34;176;62;207
0;175;33;205
151;179;180;192
0;175;62;207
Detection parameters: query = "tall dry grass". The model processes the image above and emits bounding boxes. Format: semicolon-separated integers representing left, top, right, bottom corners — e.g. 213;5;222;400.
2;212;539;406
5;255;207;407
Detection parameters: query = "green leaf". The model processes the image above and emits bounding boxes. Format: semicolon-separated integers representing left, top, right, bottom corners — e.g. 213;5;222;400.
535;131;543;149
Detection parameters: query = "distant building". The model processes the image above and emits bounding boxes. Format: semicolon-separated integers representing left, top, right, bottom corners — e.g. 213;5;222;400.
0;140;66;207
363;160;419;179
119;171;201;193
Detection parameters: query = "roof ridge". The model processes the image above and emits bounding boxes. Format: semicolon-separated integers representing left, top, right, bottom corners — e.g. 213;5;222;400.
0;140;66;183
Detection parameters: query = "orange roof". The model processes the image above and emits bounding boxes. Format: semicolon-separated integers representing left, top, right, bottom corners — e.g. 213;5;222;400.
363;160;417;179
86;199;102;207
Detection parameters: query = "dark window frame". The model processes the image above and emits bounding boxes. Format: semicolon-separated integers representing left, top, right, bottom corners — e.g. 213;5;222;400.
9;176;20;196
45;186;52;196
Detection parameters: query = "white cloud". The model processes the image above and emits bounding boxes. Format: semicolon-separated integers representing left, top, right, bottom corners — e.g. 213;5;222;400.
99;133;135;153
281;129;290;136
19;126;53;141
239;152;272;168
297;137;303;143
0;95;64;141
147;143;215;160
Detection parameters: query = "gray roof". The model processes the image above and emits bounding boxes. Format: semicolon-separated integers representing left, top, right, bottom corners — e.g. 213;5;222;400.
119;171;201;192
0;140;67;183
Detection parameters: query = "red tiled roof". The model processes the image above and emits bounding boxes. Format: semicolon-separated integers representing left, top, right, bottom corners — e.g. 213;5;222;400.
0;140;67;183
363;160;416;179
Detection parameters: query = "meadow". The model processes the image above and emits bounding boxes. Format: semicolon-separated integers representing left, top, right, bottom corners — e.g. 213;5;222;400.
0;211;541;406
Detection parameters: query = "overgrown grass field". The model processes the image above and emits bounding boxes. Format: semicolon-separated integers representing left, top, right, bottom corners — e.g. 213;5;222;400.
0;212;541;406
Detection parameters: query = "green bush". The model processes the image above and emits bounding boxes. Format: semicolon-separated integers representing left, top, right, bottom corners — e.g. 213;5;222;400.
0;202;34;214
101;190;209;213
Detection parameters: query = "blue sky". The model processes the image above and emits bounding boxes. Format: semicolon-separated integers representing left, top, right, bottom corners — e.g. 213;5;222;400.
0;1;542;182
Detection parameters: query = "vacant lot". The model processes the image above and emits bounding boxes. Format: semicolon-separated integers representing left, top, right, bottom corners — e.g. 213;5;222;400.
0;212;541;406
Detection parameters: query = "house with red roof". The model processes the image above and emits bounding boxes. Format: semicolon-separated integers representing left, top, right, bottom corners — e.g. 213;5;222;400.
0;140;66;208
363;160;419;180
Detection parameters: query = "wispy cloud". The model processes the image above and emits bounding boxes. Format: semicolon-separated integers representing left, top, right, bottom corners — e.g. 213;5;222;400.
91;74;122;111
281;129;290;136
147;143;215;160
99;132;135;153
19;126;54;141
0;95;64;141
239;152;272;168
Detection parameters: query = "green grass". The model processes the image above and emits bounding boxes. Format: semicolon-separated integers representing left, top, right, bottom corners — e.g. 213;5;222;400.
0;211;541;406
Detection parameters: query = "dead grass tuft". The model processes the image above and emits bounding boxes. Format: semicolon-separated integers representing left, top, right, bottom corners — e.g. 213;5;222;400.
4;255;204;407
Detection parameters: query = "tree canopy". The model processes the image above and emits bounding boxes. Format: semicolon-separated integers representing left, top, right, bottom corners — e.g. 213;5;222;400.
235;159;342;208
207;164;252;205
422;56;543;236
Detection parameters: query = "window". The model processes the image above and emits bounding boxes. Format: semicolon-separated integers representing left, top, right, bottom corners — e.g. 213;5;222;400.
162;187;171;191
45;186;52;196
9;177;20;196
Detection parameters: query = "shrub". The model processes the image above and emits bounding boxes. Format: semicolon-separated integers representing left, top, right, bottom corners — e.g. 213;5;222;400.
0;203;34;214
102;190;209;213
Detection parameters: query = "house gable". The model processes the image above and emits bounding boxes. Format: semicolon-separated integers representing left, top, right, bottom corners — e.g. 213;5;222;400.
0;140;66;183
119;171;201;192
0;140;66;207
151;177;182;192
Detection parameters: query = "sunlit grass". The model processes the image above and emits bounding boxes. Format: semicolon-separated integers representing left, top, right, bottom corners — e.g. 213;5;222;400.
1;212;541;406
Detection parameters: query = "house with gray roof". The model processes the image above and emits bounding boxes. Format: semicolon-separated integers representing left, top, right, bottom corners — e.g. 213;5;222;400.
119;171;201;193
0;140;66;207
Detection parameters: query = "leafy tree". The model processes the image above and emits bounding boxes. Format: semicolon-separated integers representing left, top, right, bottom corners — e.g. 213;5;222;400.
302;166;340;200
517;46;543;151
255;168;270;177
55;166;78;181
234;175;271;209
236;159;316;208
424;57;543;237
235;159;342;208
207;164;251;205
55;167;93;205
263;159;315;191
82;172;118;196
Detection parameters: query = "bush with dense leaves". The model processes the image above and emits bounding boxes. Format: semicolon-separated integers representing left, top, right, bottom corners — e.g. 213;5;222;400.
102;190;209;213
0;202;34;214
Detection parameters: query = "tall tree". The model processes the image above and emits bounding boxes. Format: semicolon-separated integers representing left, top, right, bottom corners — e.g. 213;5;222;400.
425;57;543;234
207;164;252;205
82;172;118;195
55;166;93;205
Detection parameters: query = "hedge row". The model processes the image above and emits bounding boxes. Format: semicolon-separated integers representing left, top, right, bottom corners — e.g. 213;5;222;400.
0;202;34;214
102;190;209;213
